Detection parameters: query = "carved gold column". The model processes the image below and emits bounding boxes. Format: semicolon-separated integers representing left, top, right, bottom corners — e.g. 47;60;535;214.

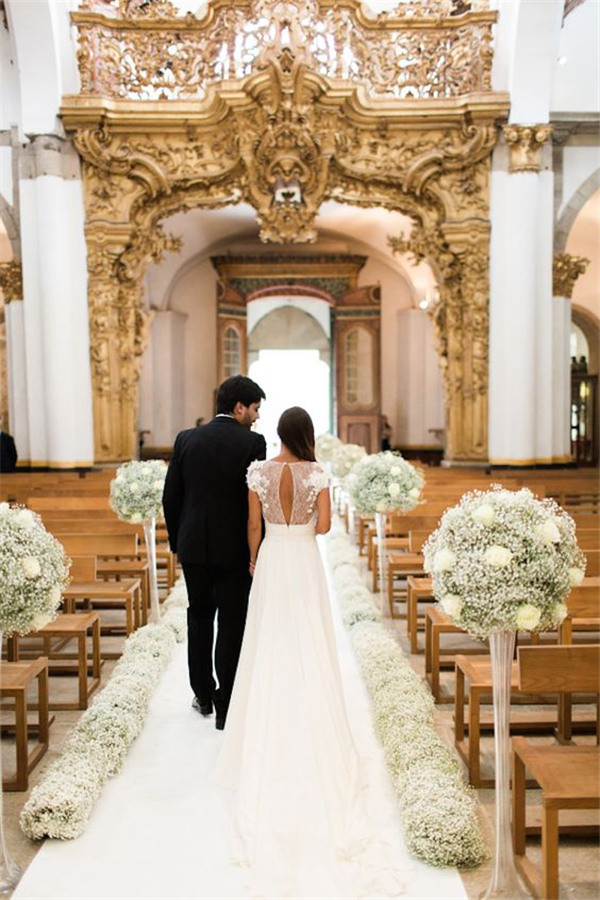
553;253;589;299
441;221;490;461
502;124;553;173
0;261;23;304
0;261;22;431
87;229;158;462
552;252;590;463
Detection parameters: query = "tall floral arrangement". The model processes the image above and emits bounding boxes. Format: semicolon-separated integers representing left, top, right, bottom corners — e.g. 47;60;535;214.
315;433;342;463
109;460;168;524
348;451;424;514
422;487;586;638
330;443;366;481
0;504;69;635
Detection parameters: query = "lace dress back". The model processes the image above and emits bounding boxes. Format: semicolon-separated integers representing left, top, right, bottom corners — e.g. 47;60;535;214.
246;460;329;525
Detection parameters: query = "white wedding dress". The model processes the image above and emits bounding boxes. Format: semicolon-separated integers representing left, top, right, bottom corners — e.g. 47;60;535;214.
213;460;407;899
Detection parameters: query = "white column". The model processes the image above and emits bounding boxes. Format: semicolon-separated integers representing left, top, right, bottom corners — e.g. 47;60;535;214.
5;299;30;462
19;147;94;466
551;296;572;462
489;157;541;463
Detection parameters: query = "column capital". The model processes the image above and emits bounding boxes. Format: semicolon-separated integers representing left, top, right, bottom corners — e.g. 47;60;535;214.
0;261;23;303
553;252;589;298
502;124;553;173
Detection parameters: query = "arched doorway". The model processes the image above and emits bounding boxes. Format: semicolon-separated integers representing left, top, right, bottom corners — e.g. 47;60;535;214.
247;302;331;455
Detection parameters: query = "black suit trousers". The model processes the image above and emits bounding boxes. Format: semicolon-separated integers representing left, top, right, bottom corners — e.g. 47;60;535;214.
182;562;251;717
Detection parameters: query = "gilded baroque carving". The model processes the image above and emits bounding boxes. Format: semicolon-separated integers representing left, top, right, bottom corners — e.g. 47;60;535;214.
0;261;23;303
64;0;506;461
502;124;553;173
389;214;491;460
73;0;495;101
553;253;590;299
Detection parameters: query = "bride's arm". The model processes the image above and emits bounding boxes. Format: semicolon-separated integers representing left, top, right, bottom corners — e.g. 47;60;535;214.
247;489;263;575
315;488;331;535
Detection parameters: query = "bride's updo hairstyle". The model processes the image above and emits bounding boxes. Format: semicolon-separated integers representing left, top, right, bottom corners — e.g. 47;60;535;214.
277;407;316;462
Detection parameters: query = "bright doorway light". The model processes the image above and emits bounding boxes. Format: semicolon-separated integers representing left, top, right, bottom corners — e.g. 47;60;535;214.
249;349;330;457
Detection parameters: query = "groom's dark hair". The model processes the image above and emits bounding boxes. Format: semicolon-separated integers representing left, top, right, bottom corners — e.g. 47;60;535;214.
216;375;266;414
277;407;316;462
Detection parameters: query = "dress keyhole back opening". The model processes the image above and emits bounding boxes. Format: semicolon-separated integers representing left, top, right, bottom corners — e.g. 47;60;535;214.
278;464;295;525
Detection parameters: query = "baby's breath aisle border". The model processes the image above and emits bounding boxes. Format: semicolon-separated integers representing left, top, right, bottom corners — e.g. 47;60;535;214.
326;525;486;869
20;578;189;841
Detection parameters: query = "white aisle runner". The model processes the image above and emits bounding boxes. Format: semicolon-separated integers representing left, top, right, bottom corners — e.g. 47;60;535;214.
15;574;468;900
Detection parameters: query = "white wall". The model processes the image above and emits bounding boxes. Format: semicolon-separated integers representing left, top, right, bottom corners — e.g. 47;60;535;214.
359;256;417;447
139;310;188;447
165;257;218;433
558;146;600;220
552;2;600;113
396;309;444;448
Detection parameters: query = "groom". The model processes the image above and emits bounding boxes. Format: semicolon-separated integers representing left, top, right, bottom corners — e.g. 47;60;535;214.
163;375;266;729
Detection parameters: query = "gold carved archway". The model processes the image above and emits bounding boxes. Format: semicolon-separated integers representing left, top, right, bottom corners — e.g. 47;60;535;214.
61;0;509;462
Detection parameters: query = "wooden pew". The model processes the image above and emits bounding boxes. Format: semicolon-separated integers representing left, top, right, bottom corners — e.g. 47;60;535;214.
57;534;143;638
512;644;600;899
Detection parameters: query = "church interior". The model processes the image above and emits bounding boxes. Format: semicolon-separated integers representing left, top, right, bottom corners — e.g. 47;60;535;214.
0;1;598;898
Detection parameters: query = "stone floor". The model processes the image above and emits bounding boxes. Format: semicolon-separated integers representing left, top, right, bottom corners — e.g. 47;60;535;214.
1;571;599;899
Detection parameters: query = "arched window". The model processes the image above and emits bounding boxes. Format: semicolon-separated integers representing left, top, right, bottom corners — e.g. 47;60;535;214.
223;326;241;378
344;327;373;406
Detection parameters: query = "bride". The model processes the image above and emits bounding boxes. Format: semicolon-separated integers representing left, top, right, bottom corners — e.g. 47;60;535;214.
214;407;405;899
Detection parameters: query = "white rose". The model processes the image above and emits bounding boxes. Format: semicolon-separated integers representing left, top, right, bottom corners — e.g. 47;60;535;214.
375;501;387;512
0;502;10;515
515;603;541;631
48;585;62;607
30;612;53;631
15;509;36;530
388;482;400;498
130;513;142;524
129;482;139;493
484;545;512;568
568;567;585;586
409;487;421;499
441;594;463;618
115;474;124;483
21;557;41;578
141;467;152;476
472;504;495;526
552;602;568;624
390;466;401;476
152;480;163;490
535;520;561;544
434;548;456;572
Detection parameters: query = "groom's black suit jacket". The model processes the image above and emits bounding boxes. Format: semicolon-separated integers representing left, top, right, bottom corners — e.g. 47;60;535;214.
162;416;266;569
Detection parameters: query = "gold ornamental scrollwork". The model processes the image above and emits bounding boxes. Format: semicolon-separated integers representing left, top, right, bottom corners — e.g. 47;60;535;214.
64;1;507;462
0;261;23;303
553;253;590;299
389;216;491;461
502;124;553;173
73;0;496;101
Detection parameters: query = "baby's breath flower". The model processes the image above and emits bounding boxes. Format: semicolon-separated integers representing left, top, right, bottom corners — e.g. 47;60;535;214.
349;451;423;515
326;526;485;869
20;577;188;840
423;487;586;639
110;459;167;524
0;506;69;635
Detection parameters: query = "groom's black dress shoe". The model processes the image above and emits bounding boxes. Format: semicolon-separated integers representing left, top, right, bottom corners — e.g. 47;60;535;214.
192;696;213;716
215;717;225;731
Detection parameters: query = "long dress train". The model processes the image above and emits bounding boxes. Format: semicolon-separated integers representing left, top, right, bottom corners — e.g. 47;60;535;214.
213;460;407;898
